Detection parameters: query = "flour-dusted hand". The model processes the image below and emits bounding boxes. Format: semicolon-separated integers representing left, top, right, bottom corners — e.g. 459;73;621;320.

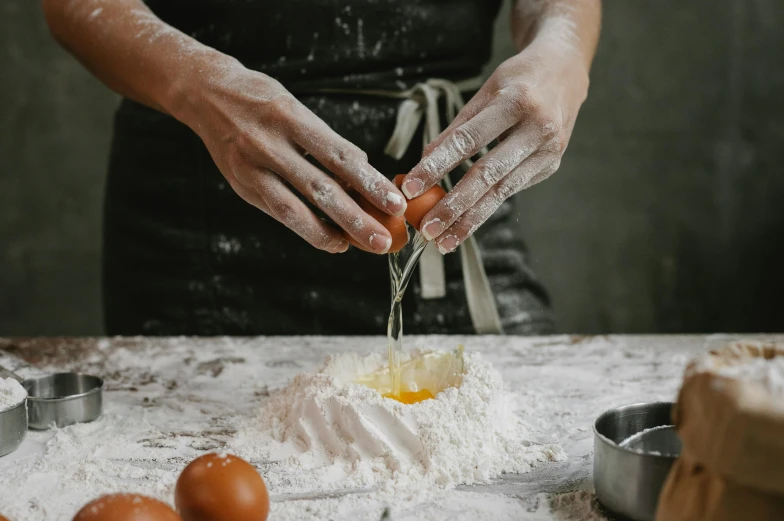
400;0;600;254
42;0;407;255
177;65;407;254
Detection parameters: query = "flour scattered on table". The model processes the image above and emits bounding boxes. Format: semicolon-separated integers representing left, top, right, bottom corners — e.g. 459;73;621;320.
0;376;26;411
229;350;565;495
0;335;642;521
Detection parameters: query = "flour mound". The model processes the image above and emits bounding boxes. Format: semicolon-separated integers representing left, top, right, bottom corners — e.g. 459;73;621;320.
231;351;565;493
0;376;27;411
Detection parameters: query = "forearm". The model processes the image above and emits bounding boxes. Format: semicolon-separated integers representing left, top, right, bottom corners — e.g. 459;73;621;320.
511;0;601;69
41;0;236;118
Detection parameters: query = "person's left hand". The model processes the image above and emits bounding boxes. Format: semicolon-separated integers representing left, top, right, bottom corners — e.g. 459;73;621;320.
399;43;590;254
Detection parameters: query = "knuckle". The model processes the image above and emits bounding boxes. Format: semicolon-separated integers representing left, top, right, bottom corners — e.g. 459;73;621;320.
312;232;337;251
337;145;368;165
228;130;253;152
233;131;273;160
273;200;299;225
497;175;527;200
225;146;247;170
545;158;562;175
438;191;462;219
252;139;274;160
540;135;564;154
501;83;537;116
496;182;517;201
262;95;298;120
332;145;369;172
450;126;479;156
539;117;562;139
308;177;336;200
473;161;503;190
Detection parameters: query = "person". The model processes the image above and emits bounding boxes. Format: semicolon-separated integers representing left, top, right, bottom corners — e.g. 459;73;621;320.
42;0;601;336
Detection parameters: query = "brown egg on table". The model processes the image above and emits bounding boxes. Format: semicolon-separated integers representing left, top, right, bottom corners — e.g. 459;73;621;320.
1;514;10;521
394;174;447;231
72;494;181;521
175;453;269;521
343;193;408;253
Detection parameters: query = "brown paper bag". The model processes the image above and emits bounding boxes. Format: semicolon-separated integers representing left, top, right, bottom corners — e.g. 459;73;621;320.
655;341;784;520
656;451;784;521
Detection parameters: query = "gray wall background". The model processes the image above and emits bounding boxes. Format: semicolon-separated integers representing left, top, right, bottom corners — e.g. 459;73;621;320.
2;1;783;335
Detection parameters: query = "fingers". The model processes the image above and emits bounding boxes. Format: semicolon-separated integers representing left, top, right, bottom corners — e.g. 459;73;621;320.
400;98;523;199
420;90;489;158
287;103;407;217
433;152;561;255
418;132;537;241
268;151;394;254
229;178;272;215
234;168;349;254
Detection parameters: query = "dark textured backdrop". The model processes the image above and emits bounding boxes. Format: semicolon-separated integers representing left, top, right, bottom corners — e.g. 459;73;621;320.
2;1;783;335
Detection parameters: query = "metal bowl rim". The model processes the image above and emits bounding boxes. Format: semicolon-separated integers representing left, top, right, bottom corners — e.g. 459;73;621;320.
0;398;28;415
23;373;104;403
593;401;678;460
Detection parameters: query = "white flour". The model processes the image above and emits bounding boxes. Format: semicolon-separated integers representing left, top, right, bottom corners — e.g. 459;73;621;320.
0;333;708;520
714;356;784;395
0;376;26;411
228;351;565;495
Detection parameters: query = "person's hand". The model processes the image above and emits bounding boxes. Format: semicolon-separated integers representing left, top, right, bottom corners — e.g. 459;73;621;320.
177;62;407;254
399;41;589;254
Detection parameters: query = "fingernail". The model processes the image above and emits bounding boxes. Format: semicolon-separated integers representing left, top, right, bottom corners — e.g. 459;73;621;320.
421;219;444;241
437;234;459;254
386;191;407;216
334;239;349;253
402;178;424;199
370;233;392;254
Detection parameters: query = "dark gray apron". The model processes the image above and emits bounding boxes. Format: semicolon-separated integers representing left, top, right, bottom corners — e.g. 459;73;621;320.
102;0;555;336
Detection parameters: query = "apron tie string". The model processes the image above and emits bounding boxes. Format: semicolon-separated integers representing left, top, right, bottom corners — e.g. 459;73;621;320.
382;79;503;335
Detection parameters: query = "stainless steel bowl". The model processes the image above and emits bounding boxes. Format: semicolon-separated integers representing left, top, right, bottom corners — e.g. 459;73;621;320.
593;402;680;521
24;373;103;430
0;399;28;457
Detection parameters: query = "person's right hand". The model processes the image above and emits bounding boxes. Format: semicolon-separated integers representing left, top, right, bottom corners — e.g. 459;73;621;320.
174;61;407;254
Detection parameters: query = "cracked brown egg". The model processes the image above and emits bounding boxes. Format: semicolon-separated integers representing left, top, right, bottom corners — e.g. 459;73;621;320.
72;494;181;521
344;191;408;253
175;453;269;521
394;174;447;231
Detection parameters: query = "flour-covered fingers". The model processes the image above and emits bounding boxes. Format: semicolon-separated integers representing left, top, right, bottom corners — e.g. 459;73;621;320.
401;98;526;199
420;90;490;158
273;154;393;254
519;161;559;191
418;133;538;241
240;168;349;253
434;153;561;254
288;104;406;217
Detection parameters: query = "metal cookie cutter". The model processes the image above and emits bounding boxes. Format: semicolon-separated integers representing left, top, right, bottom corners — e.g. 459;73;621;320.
1;365;103;431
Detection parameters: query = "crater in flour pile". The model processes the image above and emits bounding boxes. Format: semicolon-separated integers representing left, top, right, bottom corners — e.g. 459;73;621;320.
229;350;565;493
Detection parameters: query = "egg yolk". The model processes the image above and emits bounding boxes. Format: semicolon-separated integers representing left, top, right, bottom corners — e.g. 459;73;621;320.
383;389;435;404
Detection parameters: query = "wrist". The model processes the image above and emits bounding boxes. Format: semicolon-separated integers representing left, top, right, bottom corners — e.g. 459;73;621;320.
513;0;600;73
163;50;245;130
